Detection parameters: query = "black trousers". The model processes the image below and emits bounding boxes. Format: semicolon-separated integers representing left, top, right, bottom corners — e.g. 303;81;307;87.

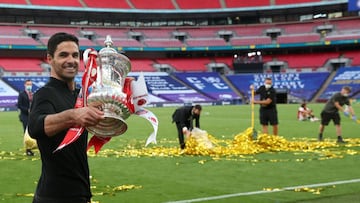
175;122;186;149
33;195;90;203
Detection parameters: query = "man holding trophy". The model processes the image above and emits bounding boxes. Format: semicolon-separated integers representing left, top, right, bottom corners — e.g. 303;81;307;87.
28;32;158;203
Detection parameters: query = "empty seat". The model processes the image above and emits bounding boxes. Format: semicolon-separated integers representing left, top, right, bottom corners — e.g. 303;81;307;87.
95;38;143;47
0;58;44;72
277;33;320;44
130;0;175;9
83;0;130;8
130;59;156;72
230;36;271;45
30;0;82;7
186;38;227;46
0;36;40;45
224;0;269;7
156;58;210;71
176;0;221;9
143;39;183;47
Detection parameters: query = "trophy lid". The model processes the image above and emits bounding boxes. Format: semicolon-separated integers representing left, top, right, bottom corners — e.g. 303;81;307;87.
99;35;117;54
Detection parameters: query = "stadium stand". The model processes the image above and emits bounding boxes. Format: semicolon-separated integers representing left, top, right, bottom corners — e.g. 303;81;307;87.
0;0;359;107
186;38;228;47
230;36;272;46
0;36;40;46
143;38;184;47
82;0;131;9
130;59;156;72
30;0;82;7
0;25;26;35
176;0;222;9
95;37;143;47
224;0;269;7
155;58;211;72
130;0;175;9
0;58;44;72
276;33;321;44
80;27;129;38
275;0;321;5
0;0;26;4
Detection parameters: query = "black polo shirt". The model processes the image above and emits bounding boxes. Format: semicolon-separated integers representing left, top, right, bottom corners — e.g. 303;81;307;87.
255;85;277;109
28;77;91;201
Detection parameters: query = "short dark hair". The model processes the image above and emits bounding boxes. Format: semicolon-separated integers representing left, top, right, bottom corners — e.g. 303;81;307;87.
343;86;352;93
47;32;79;57
194;104;202;111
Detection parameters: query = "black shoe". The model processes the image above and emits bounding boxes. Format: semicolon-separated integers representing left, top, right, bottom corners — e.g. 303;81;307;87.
337;138;346;144
26;149;34;156
318;135;323;141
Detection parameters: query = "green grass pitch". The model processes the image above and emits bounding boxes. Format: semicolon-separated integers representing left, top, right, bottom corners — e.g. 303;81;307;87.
0;103;359;203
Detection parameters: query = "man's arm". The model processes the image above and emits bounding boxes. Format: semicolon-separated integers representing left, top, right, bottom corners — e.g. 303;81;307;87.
44;106;104;137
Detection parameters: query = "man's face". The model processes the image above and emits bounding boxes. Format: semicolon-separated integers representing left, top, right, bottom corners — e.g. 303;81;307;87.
47;41;80;82
341;88;350;97
264;79;272;89
25;81;32;91
193;108;201;116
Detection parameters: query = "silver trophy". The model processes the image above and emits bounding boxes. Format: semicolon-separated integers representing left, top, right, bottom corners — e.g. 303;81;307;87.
86;35;132;137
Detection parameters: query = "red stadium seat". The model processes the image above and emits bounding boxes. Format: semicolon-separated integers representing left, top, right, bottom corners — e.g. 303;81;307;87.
30;26;79;36
81;27;128;38
134;28;172;39
143;38;183;47
178;27;219;38
30;0;82;7
156;58;210;71
277;33;320;44
176;0;221;9
0;25;26;36
130;0;175;9
0;0;26;4
95;38;143;47
275;0;321;5
230;36;272;46
83;0;130;8
130;59;156;72
224;0;269;7
186;38;227;46
0;58;44;72
0;36;41;46
325;32;360;41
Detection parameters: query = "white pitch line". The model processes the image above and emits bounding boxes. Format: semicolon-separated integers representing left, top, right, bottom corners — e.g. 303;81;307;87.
165;178;360;203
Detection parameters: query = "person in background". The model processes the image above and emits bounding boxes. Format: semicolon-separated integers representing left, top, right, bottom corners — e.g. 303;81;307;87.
17;79;35;156
298;102;319;122
318;86;356;143
28;32;104;203
250;77;278;135
172;105;202;149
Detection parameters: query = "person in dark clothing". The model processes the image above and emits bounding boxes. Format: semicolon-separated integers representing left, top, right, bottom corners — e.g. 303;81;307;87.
17;79;35;156
17;79;33;131
318;86;356;143
250;77;278;135
28;32;104;203
172;105;202;149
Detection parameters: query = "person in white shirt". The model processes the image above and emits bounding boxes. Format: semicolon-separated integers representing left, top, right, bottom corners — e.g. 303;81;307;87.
298;102;319;122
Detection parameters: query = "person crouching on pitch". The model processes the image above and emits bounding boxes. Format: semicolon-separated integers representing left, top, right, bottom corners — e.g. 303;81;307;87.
318;86;357;143
172;105;202;149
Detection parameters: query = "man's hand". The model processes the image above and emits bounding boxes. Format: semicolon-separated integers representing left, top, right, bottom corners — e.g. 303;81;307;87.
352;115;357;122
74;106;105;127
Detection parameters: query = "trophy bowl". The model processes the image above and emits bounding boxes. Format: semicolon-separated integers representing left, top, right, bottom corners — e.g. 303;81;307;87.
86;35;132;137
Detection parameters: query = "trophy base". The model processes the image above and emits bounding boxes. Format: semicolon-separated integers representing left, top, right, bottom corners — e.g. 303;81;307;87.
86;101;131;137
87;115;128;137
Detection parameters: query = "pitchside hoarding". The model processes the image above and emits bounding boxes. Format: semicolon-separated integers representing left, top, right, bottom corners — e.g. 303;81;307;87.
227;72;330;101
318;66;360;100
